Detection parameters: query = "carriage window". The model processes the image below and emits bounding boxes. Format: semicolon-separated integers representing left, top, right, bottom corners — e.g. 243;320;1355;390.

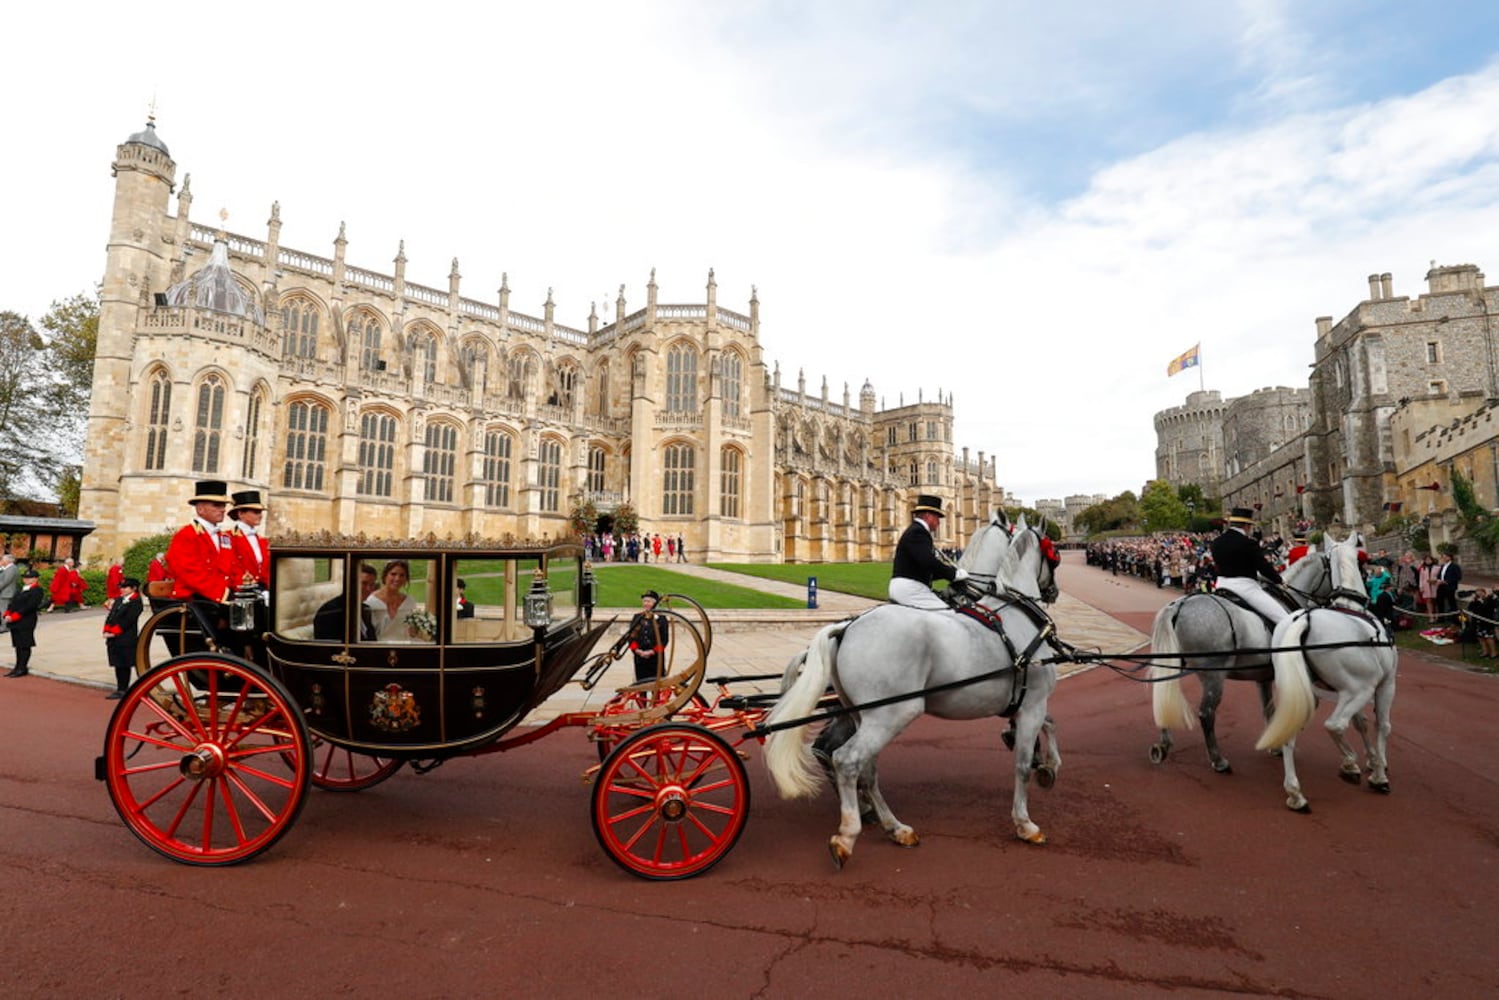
363;558;437;643
272;557;344;641
449;557;579;644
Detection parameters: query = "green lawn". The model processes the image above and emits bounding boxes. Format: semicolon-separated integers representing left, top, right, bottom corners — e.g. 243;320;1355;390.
706;562;894;601
588;565;805;609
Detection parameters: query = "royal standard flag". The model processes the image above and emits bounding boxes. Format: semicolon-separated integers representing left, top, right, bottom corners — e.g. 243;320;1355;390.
1167;344;1200;377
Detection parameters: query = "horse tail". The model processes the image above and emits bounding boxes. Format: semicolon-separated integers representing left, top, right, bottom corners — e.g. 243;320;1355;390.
1150;605;1196;731
764;624;838;799
1255;613;1317;751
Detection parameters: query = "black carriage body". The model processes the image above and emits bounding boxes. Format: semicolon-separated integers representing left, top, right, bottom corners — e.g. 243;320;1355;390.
261;539;606;758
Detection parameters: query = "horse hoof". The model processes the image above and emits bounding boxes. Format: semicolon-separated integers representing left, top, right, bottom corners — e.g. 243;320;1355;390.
1035;765;1056;789
1369;781;1392;795
889;827;920;849
1148;744;1166;765
1338;769;1362;785
828;839;850;870
1016;826;1047;845
1213;762;1233;775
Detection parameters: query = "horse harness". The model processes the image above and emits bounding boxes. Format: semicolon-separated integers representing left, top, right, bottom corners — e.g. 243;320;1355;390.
952;587;1061;718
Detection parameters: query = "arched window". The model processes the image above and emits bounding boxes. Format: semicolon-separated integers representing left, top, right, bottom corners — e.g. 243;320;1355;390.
482;430;513;507
144;370;171;471
588;446;606;494
666;343;698;413
507;353;533;400
722;352;743;418
908;461;918;486
350;313;383;372
553;364;578;408
191;374;226;473
281;298;319;358
358;411;398;497
419;334;438;384
423;422;458;503
720;447;742;518
242;388;266;479
538;437;562;512
283;400;329;491
663;442;695;515
926;459;939;484
460;343;486;392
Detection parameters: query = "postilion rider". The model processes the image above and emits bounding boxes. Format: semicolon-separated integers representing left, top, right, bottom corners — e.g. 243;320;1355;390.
164;479;253;651
889;494;970;610
1210;507;1288;626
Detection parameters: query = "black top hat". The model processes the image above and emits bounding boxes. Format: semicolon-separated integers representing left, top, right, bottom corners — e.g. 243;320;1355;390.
121;577;140;589
228;489;265;519
641;590;661;602
189;480;232;504
230;489;265;511
22;568;39;579
913;494;946;518
1225;507;1257;524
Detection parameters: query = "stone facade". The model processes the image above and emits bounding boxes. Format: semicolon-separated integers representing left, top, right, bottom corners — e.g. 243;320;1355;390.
79;122;1001;562
1306;266;1497;529
1153;390;1225;495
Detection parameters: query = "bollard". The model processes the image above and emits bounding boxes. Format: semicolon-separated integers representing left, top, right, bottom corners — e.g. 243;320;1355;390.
807;576;818;610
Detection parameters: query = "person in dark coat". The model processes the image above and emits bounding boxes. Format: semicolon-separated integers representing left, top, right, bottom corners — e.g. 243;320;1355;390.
612;590;671;683
888;494;968;610
4;568;46;677
102;577;144;698
1209;507;1286;625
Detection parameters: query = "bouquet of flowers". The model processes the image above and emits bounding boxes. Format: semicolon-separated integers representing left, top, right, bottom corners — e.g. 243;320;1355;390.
404;609;438;641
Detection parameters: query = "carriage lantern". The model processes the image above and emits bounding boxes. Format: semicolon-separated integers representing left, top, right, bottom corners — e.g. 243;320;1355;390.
523;570;554;632
229;587;261;632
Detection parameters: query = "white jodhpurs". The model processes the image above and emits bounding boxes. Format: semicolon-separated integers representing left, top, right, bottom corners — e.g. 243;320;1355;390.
1213;576;1289;625
888;577;950;611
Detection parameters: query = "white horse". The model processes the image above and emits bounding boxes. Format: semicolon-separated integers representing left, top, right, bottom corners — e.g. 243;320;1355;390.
764;513;1062;868
1149;541;1340;772
1253;534;1398;810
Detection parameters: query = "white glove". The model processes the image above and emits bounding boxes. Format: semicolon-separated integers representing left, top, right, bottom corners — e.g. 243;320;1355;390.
954;568;970;583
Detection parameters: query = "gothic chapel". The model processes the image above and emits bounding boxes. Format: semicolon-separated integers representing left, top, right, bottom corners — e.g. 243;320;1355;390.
80;121;1003;561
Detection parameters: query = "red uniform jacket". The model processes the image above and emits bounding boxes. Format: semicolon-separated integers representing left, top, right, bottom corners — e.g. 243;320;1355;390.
147;557;169;583
50;567;78;606
166;522;242;602
106;563;124;601
230;526;271;587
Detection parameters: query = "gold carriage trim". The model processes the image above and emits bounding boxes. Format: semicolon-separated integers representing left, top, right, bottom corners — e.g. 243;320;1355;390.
370;683;422;733
276;528;572;552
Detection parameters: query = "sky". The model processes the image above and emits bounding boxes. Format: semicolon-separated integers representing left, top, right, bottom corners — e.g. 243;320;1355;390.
5;0;1499;506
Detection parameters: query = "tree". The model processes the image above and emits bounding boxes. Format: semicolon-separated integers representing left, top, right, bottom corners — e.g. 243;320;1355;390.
1140;479;1190;532
0;311;68;509
56;466;81;518
1076;491;1141;535
39;290;98;462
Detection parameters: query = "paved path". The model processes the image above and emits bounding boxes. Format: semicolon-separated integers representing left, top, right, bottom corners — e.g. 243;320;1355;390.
5;557;1149;719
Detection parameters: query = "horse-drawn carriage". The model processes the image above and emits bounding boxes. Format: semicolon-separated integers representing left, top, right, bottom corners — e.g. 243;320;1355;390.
94;533;737;878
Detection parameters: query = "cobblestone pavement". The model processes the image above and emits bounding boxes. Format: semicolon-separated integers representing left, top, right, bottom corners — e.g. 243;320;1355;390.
9;565;1147;722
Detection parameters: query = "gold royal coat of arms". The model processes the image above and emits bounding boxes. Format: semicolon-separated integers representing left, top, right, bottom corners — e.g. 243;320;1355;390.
370;683;422;733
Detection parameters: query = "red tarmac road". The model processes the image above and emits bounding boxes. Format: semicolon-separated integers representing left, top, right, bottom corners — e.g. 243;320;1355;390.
3;553;1497;998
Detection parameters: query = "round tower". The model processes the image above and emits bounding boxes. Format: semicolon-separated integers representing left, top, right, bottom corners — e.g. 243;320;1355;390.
80;119;179;557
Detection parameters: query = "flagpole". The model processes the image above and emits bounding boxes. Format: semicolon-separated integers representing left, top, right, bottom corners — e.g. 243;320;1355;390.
1198;343;1204;392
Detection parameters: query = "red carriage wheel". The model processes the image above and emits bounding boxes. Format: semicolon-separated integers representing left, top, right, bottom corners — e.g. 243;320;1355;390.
592;724;749;880
100;653;311;866
307;737;404;792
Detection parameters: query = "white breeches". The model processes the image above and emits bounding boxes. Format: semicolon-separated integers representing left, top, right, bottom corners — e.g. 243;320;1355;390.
888;577;950;611
1214;576;1289;624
